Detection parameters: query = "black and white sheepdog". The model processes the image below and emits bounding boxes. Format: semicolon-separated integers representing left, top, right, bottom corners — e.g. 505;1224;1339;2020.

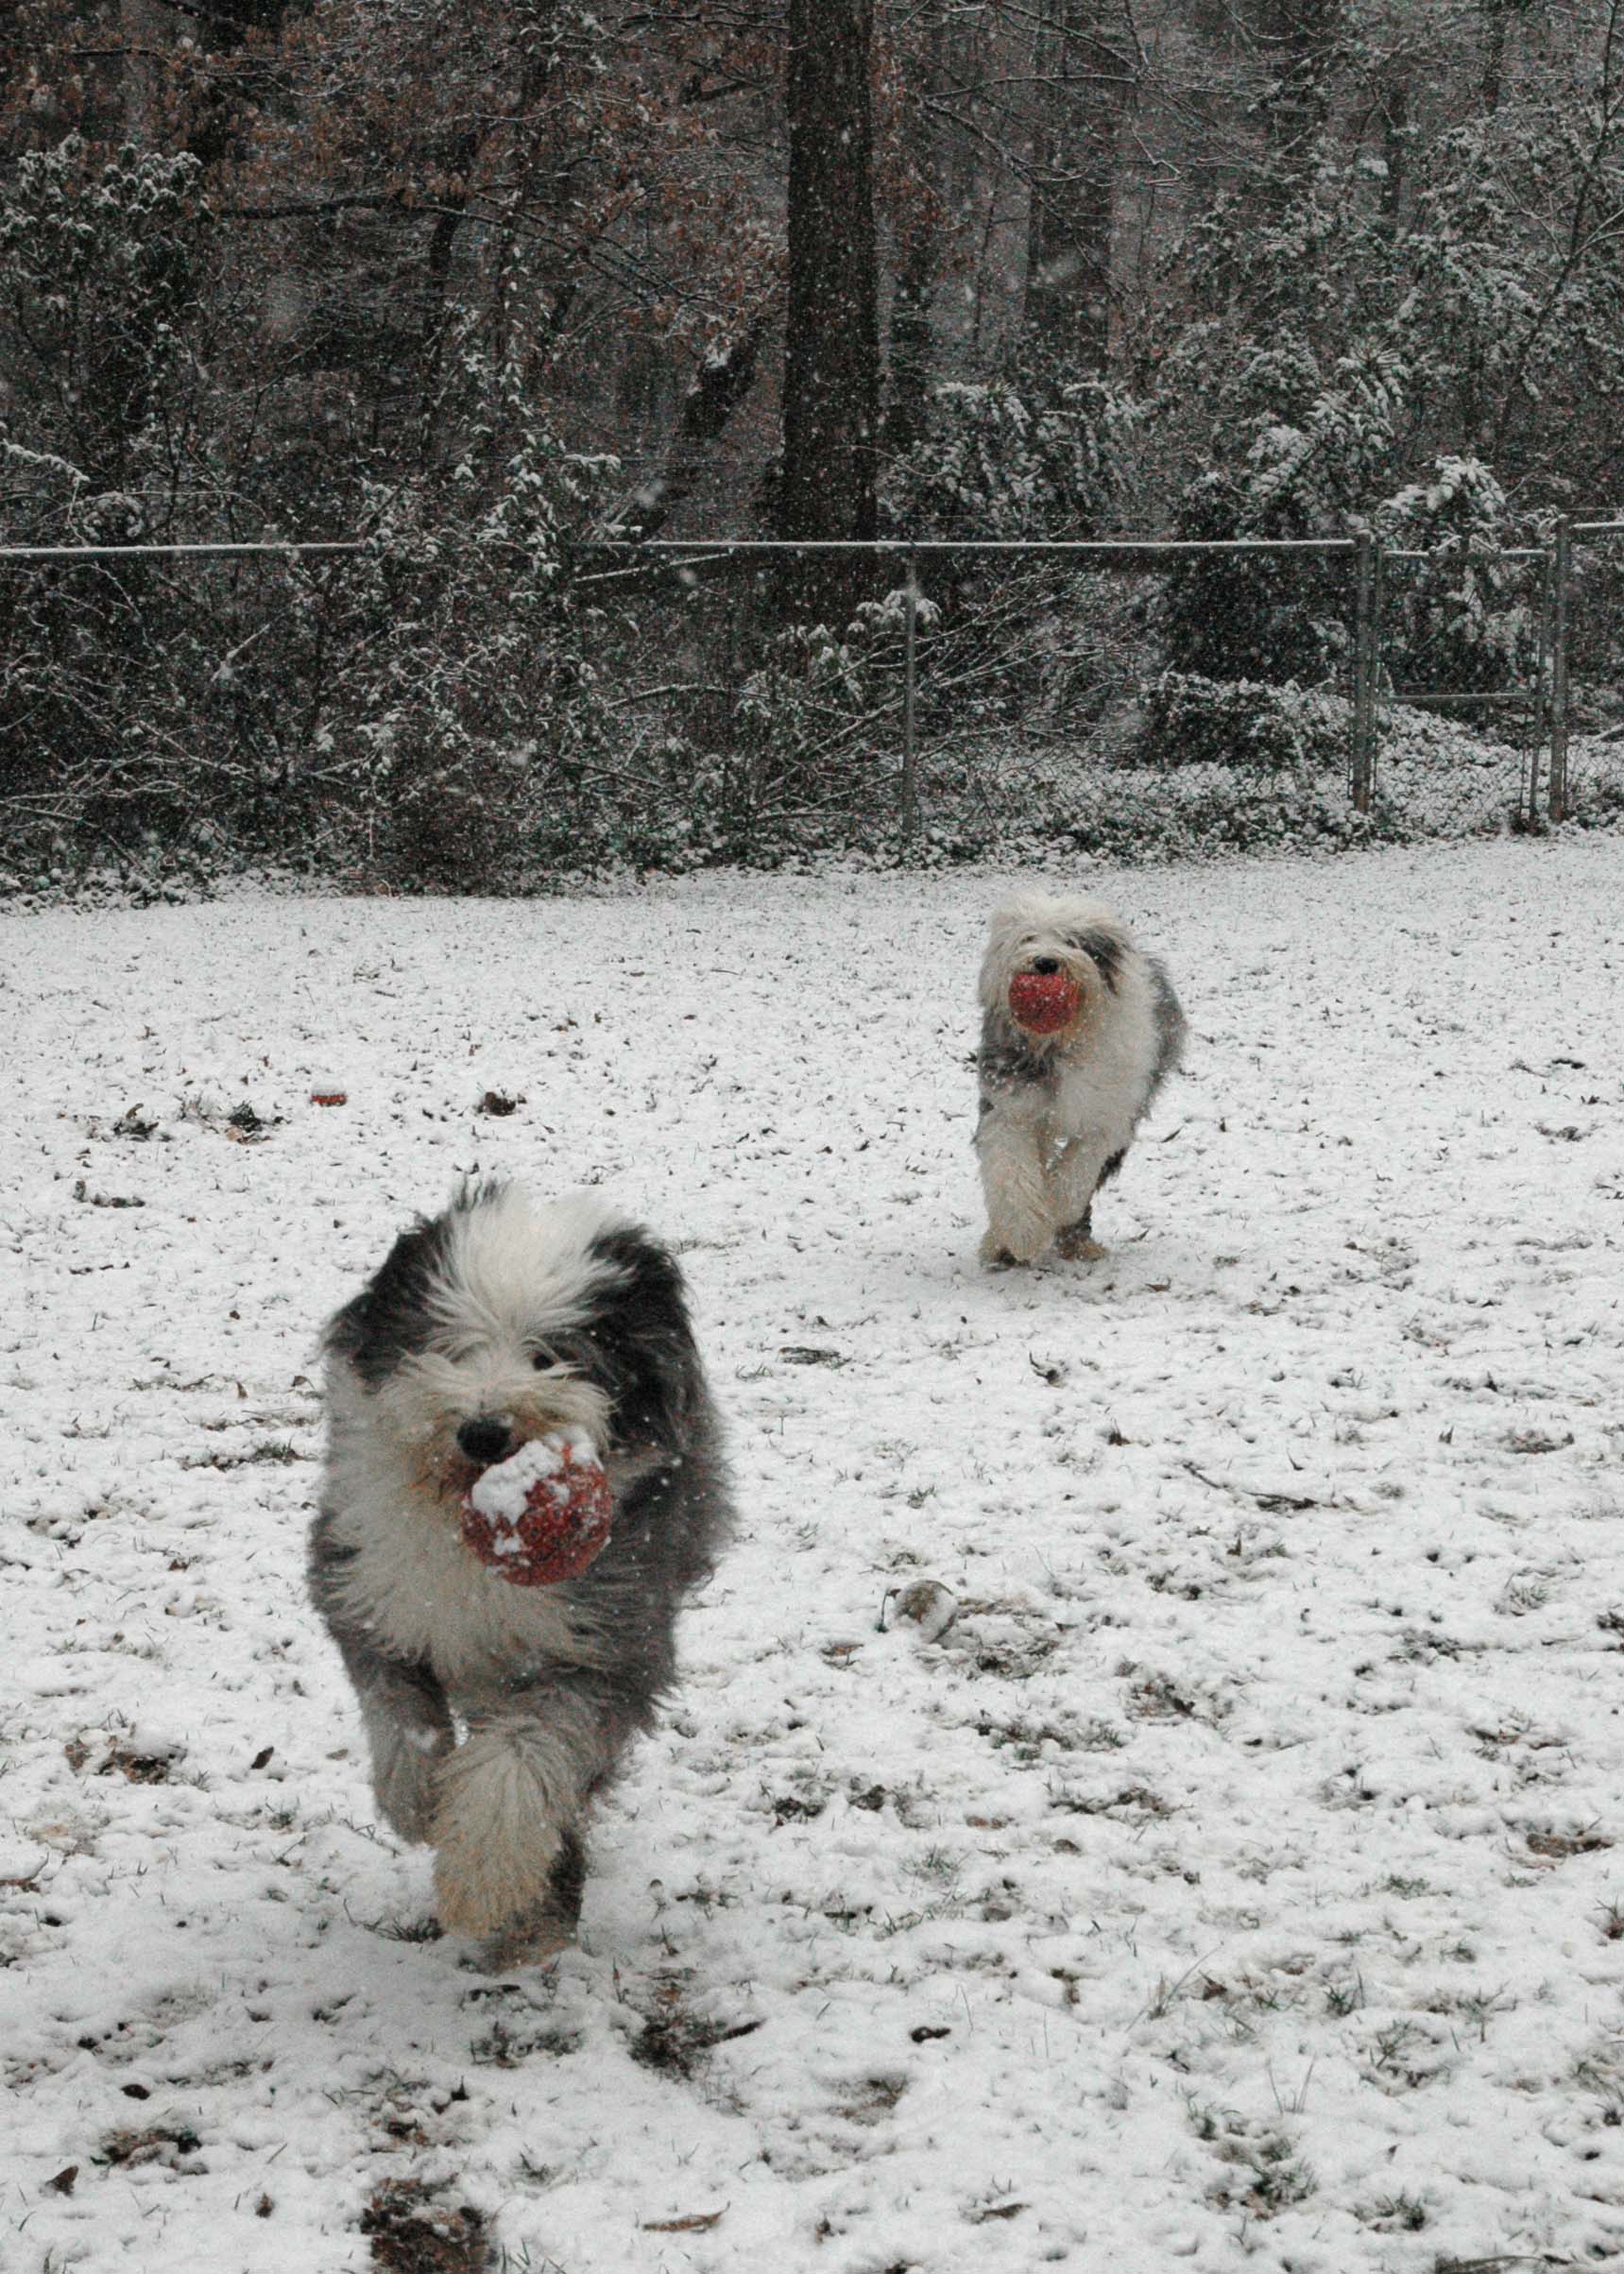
975;888;1187;1267
309;1182;732;1967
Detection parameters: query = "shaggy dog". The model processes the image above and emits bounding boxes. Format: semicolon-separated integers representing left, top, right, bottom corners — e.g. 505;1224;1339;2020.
309;1183;732;1967
975;889;1186;1266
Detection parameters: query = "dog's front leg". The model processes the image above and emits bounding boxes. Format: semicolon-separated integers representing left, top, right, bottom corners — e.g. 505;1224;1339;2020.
431;1687;622;1964
1050;1134;1125;1261
976;1100;1054;1265
309;1519;454;1840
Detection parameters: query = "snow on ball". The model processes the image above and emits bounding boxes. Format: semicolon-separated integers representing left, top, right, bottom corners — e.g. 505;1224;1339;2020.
1007;968;1082;1035
460;1428;612;1587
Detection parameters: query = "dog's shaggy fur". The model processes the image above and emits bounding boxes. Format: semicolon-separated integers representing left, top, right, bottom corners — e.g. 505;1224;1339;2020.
309;1182;732;1966
975;888;1186;1266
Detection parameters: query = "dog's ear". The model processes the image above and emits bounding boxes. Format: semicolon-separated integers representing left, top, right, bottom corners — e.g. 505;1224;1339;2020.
324;1213;452;1389
586;1225;699;1450
1068;926;1124;993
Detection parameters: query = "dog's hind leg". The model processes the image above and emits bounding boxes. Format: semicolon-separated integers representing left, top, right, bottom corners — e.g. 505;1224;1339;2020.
431;1689;623;1960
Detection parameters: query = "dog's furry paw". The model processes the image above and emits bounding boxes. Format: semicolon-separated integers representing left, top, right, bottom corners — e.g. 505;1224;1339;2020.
475;1902;576;1973
981;1222;1050;1268
432;1756;588;1945
460;1829;586;1970
1054;1225;1107;1262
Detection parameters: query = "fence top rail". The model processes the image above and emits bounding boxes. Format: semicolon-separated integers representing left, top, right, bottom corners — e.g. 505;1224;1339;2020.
581;535;1359;559
0;528;1570;564
0;540;367;560
1573;519;1624;537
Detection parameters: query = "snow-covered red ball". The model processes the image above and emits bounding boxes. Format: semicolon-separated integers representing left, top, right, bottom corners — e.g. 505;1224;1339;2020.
460;1430;613;1587
1007;967;1083;1035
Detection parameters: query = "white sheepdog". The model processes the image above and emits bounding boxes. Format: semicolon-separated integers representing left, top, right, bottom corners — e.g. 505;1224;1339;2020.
310;1182;732;1966
974;889;1186;1266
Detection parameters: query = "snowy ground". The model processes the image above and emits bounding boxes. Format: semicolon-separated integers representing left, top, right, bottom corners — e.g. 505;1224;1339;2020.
3;834;1622;2274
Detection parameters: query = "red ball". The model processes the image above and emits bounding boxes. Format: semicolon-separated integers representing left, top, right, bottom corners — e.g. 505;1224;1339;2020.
1007;968;1083;1035
460;1433;613;1587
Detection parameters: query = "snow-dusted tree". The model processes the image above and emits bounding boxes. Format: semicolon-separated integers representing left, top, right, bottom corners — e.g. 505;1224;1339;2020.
0;137;219;533
321;311;616;886
1158;339;1403;684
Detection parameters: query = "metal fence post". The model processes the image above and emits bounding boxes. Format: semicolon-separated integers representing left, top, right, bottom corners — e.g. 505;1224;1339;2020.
1547;513;1573;824
1350;530;1379;812
900;547;922;849
1527;546;1551;827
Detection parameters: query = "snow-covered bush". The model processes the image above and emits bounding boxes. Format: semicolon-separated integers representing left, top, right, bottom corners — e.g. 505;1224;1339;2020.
1132;672;1348;772
675;590;923;863
882;360;1135;540
1375;456;1538;702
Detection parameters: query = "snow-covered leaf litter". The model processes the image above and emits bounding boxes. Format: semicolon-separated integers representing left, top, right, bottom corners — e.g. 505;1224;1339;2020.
2;836;1620;2274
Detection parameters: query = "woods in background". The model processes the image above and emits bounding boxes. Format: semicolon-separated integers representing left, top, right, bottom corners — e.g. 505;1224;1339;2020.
2;0;1622;881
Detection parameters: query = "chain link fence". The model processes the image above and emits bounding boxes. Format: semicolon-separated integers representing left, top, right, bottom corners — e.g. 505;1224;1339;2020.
1369;544;1547;837
1556;519;1624;829
574;535;1369;863
2;523;1619;881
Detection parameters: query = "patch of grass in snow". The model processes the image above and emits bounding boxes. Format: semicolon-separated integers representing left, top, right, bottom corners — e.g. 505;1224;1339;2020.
1359;2017;1454;2093
95;2121;205;2172
1355;2189;1431;2232
626;1980;763;2080
470;2015;583;2067
359;2180;494;2274
180;1437;307;1470
1188;2103;1316;2218
368;1913;446;1944
1526;1826;1613;1862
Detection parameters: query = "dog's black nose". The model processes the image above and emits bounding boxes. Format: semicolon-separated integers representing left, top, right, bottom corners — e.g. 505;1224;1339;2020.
456;1415;514;1466
1032;956;1061;976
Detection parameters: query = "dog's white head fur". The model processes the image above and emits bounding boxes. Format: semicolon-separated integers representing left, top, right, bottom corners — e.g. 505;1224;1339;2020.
978;887;1135;1045
332;1185;625;1507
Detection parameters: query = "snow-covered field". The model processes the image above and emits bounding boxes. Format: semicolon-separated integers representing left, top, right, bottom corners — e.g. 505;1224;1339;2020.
4;835;1622;2274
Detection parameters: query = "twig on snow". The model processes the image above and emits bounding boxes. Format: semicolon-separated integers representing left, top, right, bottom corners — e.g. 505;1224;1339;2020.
1180;1460;1326;1514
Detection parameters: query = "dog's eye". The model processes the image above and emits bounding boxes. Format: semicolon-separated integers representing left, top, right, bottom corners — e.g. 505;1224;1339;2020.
530;1348;556;1372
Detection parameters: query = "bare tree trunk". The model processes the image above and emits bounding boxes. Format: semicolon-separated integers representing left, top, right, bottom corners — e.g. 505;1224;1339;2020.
1024;0;1129;371
780;0;880;614
121;0;165;141
1480;0;1510;113
884;12;945;460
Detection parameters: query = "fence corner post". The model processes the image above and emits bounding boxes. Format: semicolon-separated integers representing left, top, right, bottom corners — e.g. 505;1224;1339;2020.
1547;513;1573;825
1350;529;1379;814
900;547;922;851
